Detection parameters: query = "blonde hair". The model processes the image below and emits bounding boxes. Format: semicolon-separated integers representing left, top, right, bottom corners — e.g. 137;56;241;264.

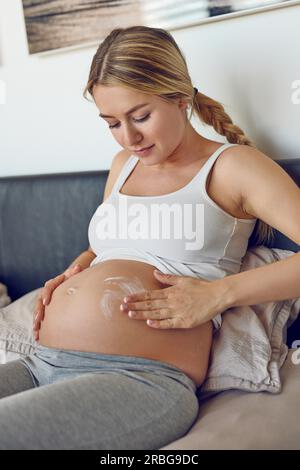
83;25;274;247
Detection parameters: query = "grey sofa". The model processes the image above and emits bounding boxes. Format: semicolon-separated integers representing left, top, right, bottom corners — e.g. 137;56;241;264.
0;157;300;449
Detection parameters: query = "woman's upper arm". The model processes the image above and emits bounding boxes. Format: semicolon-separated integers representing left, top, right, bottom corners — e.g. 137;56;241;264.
235;146;300;245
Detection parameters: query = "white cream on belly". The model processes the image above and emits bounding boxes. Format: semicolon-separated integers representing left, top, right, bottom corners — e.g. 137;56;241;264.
100;276;146;320
67;287;77;295
65;276;146;320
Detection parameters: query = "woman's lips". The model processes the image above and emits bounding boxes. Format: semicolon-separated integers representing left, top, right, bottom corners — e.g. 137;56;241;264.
134;144;155;156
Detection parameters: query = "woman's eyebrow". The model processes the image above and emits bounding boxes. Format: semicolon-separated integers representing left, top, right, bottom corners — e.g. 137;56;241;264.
99;103;150;118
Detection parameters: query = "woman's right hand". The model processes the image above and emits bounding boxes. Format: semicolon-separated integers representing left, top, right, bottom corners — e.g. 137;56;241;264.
33;264;83;341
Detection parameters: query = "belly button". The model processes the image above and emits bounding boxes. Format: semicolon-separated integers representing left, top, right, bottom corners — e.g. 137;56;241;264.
67;287;77;295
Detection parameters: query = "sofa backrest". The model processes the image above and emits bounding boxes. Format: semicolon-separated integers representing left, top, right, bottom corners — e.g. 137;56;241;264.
0;170;107;300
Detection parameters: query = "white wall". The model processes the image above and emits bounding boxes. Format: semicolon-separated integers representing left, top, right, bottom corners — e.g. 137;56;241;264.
0;0;299;177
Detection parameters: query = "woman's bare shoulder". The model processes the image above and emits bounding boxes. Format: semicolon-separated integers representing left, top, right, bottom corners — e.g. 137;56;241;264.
214;144;282;219
209;144;260;219
112;148;132;166
103;149;132;200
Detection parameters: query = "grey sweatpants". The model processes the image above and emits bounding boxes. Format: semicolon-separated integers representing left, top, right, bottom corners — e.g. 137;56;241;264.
0;345;199;450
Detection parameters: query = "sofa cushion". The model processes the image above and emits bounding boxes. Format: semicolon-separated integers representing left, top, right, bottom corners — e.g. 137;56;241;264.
161;348;300;450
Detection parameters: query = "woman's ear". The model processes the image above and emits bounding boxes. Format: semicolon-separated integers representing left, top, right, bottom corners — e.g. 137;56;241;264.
177;99;189;122
178;99;189;111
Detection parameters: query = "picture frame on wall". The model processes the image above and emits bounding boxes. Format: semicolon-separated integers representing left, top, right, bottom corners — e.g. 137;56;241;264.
22;0;300;55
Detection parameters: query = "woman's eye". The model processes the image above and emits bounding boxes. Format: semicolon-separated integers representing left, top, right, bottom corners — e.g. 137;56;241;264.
108;114;150;129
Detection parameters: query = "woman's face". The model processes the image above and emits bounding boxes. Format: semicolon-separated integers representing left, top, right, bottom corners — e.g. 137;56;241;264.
92;84;192;167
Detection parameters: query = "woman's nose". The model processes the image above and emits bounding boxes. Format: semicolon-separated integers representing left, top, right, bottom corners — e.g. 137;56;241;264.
122;124;142;147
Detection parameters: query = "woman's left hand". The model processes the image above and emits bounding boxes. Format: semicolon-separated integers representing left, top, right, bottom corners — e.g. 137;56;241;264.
120;270;230;329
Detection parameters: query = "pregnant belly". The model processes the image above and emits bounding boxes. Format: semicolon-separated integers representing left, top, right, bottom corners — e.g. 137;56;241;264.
38;259;213;386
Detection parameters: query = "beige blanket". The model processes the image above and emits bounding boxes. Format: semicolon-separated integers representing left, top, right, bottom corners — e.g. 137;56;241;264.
198;245;300;398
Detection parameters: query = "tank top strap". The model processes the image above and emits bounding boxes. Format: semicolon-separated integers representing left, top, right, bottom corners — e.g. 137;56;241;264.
197;142;239;183
110;154;139;195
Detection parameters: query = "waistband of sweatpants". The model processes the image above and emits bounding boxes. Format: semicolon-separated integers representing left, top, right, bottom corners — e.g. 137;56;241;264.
32;344;197;392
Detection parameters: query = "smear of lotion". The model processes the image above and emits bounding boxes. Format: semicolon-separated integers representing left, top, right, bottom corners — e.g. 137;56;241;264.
67;287;77;295
100;276;145;320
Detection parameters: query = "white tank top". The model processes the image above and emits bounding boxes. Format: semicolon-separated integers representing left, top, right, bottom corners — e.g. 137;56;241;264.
88;143;257;281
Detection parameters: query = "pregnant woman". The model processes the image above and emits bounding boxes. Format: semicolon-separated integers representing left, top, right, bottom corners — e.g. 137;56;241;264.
1;26;299;450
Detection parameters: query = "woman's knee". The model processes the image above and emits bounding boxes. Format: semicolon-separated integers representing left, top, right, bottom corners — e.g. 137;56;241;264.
0;360;36;399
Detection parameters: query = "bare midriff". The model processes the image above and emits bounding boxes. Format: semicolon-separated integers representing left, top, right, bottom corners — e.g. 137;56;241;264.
38;259;213;387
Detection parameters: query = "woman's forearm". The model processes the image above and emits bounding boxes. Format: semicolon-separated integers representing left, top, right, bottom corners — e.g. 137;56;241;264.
220;250;300;309
63;250;96;274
